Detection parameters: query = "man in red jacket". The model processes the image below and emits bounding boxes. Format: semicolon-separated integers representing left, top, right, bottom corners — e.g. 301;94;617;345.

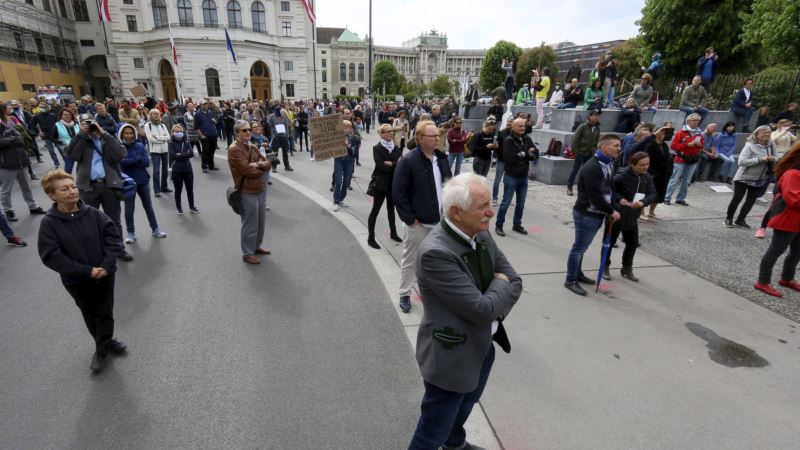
664;114;704;206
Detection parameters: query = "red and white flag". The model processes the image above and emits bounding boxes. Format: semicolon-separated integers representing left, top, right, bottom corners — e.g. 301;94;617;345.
170;36;178;65
98;0;111;22
300;0;316;24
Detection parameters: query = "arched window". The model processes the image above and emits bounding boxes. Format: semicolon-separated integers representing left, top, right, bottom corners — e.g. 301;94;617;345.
177;0;194;26
358;87;365;97
340;87;346;96
251;1;266;33
227;0;242;29
152;0;168;28
339;63;346;81
202;0;218;27
206;68;221;97
321;69;327;83
358;63;364;82
348;63;355;82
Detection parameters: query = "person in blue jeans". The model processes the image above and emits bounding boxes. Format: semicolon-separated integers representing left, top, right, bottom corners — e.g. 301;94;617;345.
664;114;704;206
331;120;356;211
495;118;537;236
0;209;26;247
564;135;622;296
491;116;514;205
118;124;166;243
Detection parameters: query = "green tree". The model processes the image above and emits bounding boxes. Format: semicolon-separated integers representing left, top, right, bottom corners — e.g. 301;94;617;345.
514;45;558;88
415;82;428;98
430;75;453;97
372;61;402;95
739;0;800;65
479;40;522;92
612;37;648;83
637;0;756;79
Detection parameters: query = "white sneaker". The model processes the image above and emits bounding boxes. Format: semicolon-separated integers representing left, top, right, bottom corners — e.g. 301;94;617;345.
310;157;315;161
339;202;349;207
332;203;340;211
151;228;167;238
125;232;136;244
756;196;770;203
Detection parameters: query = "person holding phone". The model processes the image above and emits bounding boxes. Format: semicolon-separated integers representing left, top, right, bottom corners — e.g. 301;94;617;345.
665;114;704;206
724;126;776;228
633;123;674;219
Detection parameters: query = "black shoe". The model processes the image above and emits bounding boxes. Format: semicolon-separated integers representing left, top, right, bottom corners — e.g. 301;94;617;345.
202;168;209;173
109;339;128;355
367;238;381;249
663;199;671;206
621;266;639;282
602;267;611;280
356;162;362;166
161;188;173;193
30;174;39;180
210;167;220;171
4;210;17;222
118;249;134;261
285;167;294;171
564;282;587;296
675;200;689;206
390;233;403;243
90;352;107;373
268;181;272;185
154;192;161;197
724;219;734;228
330;186;334;192
725;177;732;185
734;220;751;229
512;225;528;235
347;186;353;190
29;206;46;215
399;295;411;313
495;226;506;237
578;273;595;285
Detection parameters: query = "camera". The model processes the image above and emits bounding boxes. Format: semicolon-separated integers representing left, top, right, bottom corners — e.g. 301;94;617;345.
264;151;281;167
663;128;675;141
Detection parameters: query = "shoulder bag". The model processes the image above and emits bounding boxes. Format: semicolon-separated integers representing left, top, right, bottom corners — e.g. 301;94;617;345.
226;146;252;215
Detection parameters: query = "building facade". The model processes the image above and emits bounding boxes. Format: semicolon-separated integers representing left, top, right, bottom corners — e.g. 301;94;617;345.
0;0;88;101
553;40;625;84
315;27;485;99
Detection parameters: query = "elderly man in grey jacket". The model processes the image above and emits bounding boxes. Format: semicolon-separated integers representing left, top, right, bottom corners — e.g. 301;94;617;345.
409;173;522;450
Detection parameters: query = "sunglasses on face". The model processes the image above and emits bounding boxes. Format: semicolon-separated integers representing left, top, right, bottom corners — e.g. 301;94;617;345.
239;129;251;132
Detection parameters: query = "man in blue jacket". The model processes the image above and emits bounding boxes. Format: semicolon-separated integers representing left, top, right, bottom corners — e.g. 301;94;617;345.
195;100;219;172
392;120;452;313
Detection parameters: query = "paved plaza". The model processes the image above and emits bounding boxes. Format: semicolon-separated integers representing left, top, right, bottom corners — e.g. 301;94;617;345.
1;131;799;449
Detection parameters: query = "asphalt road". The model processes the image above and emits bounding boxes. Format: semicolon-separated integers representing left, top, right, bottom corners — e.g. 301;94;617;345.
0;151;421;449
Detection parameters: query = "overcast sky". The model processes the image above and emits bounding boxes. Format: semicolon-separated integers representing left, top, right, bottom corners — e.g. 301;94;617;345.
315;0;644;49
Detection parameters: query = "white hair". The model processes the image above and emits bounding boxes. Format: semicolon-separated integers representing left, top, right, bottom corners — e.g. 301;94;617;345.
442;173;488;220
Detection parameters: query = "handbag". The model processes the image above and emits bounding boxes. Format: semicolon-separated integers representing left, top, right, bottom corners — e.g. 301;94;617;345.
366;175;377;197
226;147;252;215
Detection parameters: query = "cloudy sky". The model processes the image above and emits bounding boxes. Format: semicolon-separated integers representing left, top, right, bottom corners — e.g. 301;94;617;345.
315;0;645;49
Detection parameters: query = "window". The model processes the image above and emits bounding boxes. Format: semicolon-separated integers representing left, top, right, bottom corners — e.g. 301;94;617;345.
152;0;168;28
177;0;194;26
251;1;266;33
26;0;33;4
348;63;355;81
72;0;89;21
126;15;138;31
285;83;295;97
284;61;293;71
57;0;67;18
339;87;346;96
80;39;95;47
339;63;345;81
206;68;221;96
123;0;133;3
227;1;242;29
43;0;52;13
321;50;326;54
202;0;218;27
280;1;289;11
321;70;326;83
358;63;364;82
22;83;36;92
321;58;326;68
0;81;6;92
281;21;291;36
133;57;144;68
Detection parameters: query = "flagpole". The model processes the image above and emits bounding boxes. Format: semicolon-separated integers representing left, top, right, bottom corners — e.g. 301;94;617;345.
312;0;317;99
167;22;183;102
227;52;234;100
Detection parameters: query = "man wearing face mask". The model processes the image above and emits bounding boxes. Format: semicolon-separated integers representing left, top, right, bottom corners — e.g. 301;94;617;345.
66;114;133;261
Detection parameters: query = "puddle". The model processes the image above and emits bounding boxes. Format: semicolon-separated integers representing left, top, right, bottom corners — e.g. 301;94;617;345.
686;322;769;368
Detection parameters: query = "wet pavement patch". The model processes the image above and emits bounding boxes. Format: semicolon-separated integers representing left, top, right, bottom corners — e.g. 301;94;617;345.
686;322;769;368
778;339;787;344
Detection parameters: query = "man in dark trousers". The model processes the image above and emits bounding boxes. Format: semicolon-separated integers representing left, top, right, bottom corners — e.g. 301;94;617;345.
408;173;522;450
463;78;480;119
194;100;219;172
564;134;622;296
495;118;538;237
67;115;134;262
393;120;452;313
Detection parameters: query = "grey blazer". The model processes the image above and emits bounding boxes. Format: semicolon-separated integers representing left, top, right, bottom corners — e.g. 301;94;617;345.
415;224;522;393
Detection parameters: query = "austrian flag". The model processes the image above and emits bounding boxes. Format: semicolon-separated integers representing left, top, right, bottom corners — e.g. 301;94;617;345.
170;36;178;66
98;0;111;22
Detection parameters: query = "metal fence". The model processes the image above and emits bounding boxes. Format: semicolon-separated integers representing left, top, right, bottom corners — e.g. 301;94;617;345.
617;71;800;113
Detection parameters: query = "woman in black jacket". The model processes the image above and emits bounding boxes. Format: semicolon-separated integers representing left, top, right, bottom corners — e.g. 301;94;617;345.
367;124;403;249
37;169;126;374
604;151;657;281
633;123;673;219
471;117;498;176
168;124;199;215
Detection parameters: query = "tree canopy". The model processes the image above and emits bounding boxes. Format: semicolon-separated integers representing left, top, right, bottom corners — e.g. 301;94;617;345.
514;45;559;88
739;0;800;65
612;37;648;82
372;61;401;95
637;0;756;79
479;40;522;92
429;75;453;97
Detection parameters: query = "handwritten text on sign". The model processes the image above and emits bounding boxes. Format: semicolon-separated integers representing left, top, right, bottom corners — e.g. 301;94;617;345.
309;114;348;161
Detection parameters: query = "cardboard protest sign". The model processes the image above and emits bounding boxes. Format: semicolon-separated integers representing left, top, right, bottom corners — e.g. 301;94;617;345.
309;113;348;161
129;84;149;98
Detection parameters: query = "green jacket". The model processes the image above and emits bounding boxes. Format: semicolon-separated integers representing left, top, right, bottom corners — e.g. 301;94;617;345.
572;122;600;156
515;87;531;105
584;87;604;109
